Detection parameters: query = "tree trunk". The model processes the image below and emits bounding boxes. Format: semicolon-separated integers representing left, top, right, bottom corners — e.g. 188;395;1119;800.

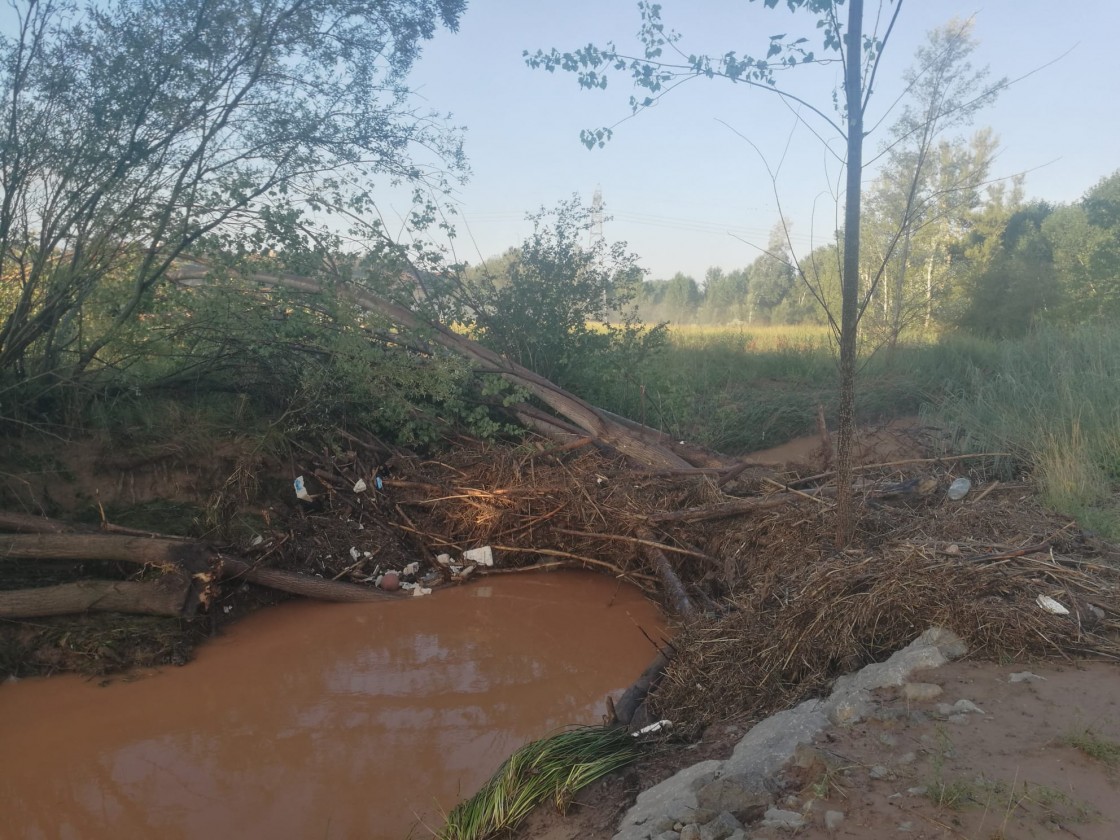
0;511;80;534
889;233;911;350
0;526;395;618
0;533;207;573
924;239;943;329
216;555;391;603
0;578;192;618
836;0;865;548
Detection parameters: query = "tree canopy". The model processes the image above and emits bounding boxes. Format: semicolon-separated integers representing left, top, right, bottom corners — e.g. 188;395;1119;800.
0;0;467;386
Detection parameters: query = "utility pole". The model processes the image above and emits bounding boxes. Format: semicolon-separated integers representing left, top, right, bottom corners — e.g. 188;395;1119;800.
589;185;604;248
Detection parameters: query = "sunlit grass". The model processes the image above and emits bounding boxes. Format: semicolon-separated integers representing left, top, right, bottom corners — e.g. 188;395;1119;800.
666;322;833;352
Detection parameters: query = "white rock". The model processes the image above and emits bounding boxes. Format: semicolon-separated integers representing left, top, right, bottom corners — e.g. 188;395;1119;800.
1036;594;1070;615
761;808;806;831
952;698;984;714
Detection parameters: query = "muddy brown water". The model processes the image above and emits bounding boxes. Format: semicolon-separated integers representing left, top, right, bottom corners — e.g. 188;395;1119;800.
0;572;664;840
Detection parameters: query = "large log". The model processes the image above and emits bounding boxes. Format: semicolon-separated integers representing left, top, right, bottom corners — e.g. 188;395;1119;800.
611;652;670;728
0;533;207;572
216;555;391;602
0;524;395;617
0;578;192;618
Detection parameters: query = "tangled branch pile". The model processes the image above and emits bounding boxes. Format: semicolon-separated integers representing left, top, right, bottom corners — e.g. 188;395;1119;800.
293;433;1120;731
5;424;1118;729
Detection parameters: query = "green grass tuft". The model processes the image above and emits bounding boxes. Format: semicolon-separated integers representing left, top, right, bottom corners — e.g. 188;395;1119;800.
438;725;643;840
1066;727;1120;768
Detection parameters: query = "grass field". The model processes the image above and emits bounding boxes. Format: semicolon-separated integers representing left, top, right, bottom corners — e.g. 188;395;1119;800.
581;322;983;454
580;322;1120;537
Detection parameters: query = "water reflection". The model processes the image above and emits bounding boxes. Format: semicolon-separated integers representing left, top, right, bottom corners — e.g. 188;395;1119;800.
0;572;663;839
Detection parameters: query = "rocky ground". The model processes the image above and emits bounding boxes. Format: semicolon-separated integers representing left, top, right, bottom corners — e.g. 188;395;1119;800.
517;648;1120;840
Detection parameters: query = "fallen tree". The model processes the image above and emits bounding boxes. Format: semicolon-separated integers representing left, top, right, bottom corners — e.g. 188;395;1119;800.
0;525;395;619
0;579;193;619
170;261;732;472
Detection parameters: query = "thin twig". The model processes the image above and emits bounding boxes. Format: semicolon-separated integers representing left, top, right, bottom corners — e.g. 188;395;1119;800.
387;519;459;547
553;528;718;563
489;544;659;583
971;481;1000;503
762;476;835;507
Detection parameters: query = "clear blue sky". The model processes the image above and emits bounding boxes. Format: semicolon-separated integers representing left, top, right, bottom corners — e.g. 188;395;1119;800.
400;0;1120;281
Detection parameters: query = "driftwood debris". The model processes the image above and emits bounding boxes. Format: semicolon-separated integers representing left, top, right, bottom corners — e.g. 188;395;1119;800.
0;579;194;619
0;520;394;619
637;528;695;618
611;651;670;729
649;487;833;525
215;554;389;603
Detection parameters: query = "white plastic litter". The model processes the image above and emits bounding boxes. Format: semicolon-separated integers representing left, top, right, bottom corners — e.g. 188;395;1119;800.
402;561;420;576
1036;594;1070;615
349;547;360;562
632;720;673;737
293;475;313;501
411;586;432;597
353;478;367;493
947;477;972;500
463;546;494;567
250;535;263;547
435;553;453;566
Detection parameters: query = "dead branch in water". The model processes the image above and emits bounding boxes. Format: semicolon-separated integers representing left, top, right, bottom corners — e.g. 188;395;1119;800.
552;528;718;564
488;544;659;584
637;528;694;617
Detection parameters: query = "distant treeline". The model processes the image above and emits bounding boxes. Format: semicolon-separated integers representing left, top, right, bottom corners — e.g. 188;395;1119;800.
637;169;1120;339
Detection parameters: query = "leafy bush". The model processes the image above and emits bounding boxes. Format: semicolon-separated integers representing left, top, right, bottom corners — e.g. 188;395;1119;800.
463;196;667;395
